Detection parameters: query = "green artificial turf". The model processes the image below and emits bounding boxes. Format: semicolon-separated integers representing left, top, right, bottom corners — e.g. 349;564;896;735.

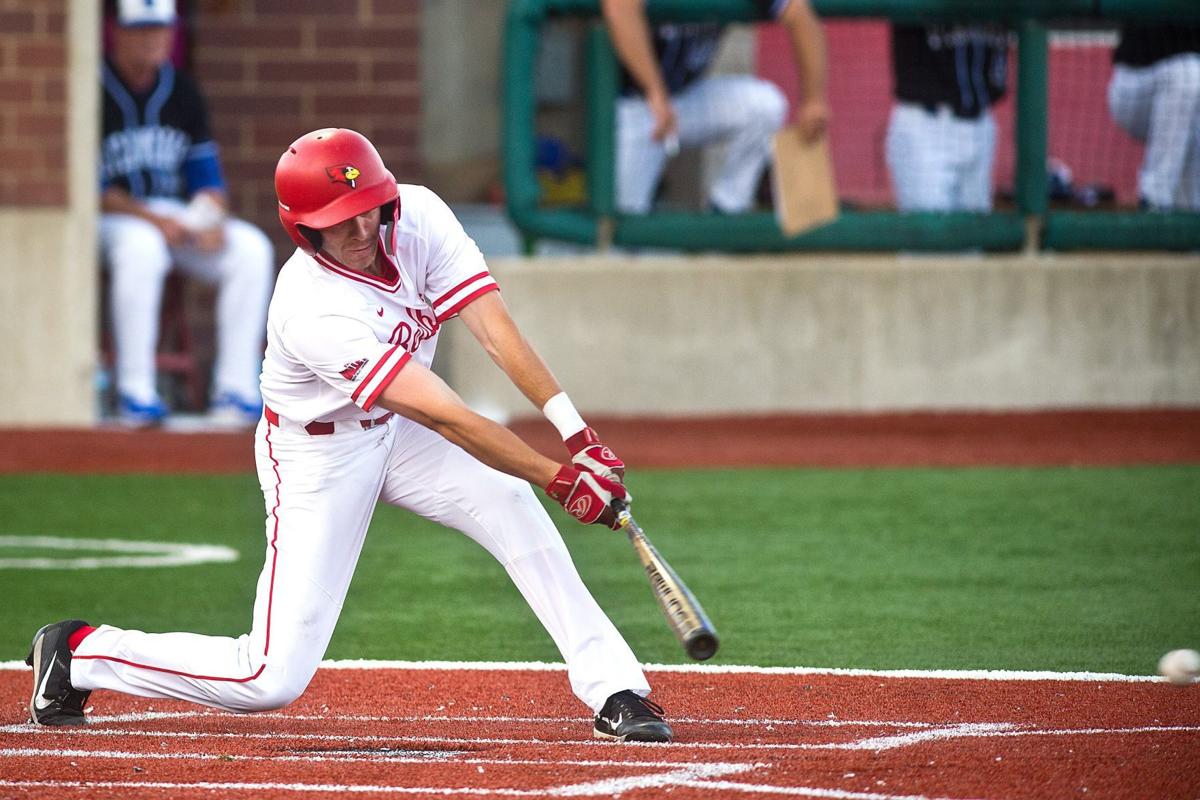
1;467;1196;674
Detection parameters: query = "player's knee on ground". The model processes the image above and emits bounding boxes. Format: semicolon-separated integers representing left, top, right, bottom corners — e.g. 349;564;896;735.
231;667;311;712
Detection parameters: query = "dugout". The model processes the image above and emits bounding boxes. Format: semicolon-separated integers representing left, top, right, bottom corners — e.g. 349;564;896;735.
503;0;1200;252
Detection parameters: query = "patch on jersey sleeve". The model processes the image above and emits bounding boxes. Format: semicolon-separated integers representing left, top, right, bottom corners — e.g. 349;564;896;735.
340;358;369;381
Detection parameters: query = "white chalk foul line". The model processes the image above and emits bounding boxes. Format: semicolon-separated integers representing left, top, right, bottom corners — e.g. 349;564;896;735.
3;722;1196;752
0;658;1161;680
72;709;935;729
0;727;824;750
0;780;542;797
677;780;983;800
0;535;238;570
0;777;978;800
832;723;1020;751
0;748;756;770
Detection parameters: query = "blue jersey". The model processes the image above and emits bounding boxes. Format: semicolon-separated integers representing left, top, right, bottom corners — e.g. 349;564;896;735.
619;0;790;97
101;59;226;200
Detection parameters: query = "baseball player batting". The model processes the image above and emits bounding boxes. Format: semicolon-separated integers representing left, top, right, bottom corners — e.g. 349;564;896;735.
25;128;672;743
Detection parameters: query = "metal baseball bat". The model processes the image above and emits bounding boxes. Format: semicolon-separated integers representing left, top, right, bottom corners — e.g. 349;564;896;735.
611;499;719;661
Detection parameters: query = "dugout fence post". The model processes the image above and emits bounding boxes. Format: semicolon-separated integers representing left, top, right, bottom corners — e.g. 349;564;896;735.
585;24;618;250
1015;18;1048;254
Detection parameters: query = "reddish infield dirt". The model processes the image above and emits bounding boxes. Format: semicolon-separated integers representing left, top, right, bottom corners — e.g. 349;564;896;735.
1;409;1198;473
1;667;1198;799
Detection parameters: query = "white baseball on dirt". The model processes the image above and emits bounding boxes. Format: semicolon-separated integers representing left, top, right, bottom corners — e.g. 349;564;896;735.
1158;648;1200;686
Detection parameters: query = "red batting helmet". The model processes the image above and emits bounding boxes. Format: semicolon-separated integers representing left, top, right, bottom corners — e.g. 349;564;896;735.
275;128;399;254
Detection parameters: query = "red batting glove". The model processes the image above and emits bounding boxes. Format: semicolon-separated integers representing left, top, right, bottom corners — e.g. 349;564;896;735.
545;465;629;530
565;427;625;483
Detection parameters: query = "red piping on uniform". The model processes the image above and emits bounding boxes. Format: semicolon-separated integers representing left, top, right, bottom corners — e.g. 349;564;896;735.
263;416;282;658
351;344;403;403
71;654;268;684
313;247;401;292
362;352;412;411
74;424;284;683
436;284;499;323
432;271;491;313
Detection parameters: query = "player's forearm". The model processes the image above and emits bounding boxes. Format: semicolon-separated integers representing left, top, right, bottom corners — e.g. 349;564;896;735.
485;329;562;411
388;396;558;487
436;411;560;489
458;293;563;411
378;360;559;488
782;0;828;103
101;187;155;219
602;0;670;102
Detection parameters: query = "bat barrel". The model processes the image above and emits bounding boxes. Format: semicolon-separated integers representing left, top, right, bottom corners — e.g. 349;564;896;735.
613;499;720;662
683;630;719;661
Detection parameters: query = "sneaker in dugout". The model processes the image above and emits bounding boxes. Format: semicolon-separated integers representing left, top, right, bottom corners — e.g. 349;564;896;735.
207;391;263;429
117;393;168;429
593;690;673;742
26;620;92;726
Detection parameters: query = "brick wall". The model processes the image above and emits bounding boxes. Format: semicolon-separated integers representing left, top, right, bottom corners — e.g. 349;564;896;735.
191;0;421;256
0;1;68;207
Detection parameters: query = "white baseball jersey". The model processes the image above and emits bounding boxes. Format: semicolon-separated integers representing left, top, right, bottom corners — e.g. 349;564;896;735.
70;184;652;716
261;184;498;425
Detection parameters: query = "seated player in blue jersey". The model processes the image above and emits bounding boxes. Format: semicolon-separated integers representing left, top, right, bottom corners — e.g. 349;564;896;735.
100;0;274;428
601;0;829;215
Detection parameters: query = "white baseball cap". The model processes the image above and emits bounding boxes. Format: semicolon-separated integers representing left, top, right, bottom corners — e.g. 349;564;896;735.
116;0;177;27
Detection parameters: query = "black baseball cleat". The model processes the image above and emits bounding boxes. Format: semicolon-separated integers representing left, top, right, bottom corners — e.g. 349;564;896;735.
26;620;92;726
593;690;673;742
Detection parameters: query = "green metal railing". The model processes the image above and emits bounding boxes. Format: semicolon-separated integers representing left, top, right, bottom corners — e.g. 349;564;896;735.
503;0;1200;252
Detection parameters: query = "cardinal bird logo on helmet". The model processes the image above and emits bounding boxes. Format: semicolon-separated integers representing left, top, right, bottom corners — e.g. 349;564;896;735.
325;164;361;188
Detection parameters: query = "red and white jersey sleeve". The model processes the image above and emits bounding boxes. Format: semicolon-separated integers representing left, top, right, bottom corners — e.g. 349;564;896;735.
403;186;498;322
282;313;411;413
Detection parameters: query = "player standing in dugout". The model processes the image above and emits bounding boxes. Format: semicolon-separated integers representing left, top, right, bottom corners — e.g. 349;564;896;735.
26;128;673;744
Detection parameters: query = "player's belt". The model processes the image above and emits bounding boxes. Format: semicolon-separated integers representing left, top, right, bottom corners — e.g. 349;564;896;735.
264;406;393;435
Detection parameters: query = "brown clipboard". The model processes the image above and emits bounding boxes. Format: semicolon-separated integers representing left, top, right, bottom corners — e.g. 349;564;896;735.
771;125;839;237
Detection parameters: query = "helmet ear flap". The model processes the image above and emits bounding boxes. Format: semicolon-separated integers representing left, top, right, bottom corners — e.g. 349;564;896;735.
380;200;398;256
298;225;322;252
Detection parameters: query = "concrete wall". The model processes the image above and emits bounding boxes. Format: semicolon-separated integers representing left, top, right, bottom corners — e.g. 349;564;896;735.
0;1;98;426
437;254;1200;419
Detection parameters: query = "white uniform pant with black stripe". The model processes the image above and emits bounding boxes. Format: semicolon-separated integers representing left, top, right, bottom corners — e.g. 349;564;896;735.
616;75;788;214
70;416;650;714
1108;54;1200;211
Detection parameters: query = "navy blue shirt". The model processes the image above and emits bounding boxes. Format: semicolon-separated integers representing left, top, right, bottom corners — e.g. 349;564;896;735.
101;58;226;200
1113;25;1200;67
891;24;1009;119
619;0;789;97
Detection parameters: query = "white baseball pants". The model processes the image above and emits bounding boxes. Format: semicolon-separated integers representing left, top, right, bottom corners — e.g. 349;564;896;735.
70;415;651;714
1108;54;1200;211
616;75;788;214
885;102;997;212
100;197;274;406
